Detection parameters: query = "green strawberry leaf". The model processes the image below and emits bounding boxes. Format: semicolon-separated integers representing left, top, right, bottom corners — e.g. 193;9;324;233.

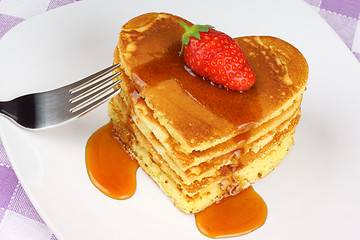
179;22;214;55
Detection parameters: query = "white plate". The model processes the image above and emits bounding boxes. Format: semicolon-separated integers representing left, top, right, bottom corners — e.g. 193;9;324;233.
1;0;360;239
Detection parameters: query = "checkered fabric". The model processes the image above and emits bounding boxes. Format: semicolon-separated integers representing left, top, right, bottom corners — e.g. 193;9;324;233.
0;0;359;239
0;138;58;239
305;0;360;61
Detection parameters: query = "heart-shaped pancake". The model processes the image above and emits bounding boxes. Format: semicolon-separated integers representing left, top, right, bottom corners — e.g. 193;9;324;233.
108;12;308;213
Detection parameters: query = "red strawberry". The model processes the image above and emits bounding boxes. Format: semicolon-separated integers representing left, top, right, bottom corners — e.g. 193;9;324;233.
179;22;255;91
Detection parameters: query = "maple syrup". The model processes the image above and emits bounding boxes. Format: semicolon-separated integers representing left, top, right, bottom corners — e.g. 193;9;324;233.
131;40;298;129
195;186;267;238
86;123;267;238
85;122;138;199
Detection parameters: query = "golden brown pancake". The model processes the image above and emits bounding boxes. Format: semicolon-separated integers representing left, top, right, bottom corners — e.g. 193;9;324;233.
108;12;308;213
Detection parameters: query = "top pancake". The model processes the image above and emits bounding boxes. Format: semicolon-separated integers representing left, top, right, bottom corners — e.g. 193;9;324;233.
117;12;308;153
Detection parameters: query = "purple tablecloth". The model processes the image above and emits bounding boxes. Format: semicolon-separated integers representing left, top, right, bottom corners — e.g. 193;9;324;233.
0;0;359;239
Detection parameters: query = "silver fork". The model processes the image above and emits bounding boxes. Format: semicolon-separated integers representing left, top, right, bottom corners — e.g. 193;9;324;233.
0;64;121;129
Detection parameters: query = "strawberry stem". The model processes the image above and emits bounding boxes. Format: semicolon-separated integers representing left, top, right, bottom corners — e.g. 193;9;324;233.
179;21;214;55
179;21;191;32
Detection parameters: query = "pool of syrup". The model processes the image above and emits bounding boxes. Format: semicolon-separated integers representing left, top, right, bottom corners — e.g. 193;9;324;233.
86;122;138;200
195;186;267;238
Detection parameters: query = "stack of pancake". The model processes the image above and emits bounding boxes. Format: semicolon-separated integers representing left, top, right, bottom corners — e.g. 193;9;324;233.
108;12;308;214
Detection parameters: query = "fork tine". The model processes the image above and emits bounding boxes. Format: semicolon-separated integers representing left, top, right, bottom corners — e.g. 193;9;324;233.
70;71;121;102
70;79;121;113
71;87;121;117
68;63;120;93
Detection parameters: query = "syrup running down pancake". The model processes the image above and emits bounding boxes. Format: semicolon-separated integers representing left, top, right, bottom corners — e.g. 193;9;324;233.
108;12;308;214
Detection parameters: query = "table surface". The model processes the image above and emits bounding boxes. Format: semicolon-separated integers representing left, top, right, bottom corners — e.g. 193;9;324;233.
0;0;359;239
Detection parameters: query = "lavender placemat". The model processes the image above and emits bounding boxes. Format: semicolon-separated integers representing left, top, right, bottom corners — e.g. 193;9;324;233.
305;0;360;61
0;0;359;239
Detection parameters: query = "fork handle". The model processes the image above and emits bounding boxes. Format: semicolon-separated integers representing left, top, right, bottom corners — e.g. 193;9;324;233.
0;101;14;120
0;98;35;127
0;97;37;128
0;101;7;115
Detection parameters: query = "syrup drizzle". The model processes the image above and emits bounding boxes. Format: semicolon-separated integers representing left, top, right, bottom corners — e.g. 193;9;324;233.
86;123;268;238
86;122;138;199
